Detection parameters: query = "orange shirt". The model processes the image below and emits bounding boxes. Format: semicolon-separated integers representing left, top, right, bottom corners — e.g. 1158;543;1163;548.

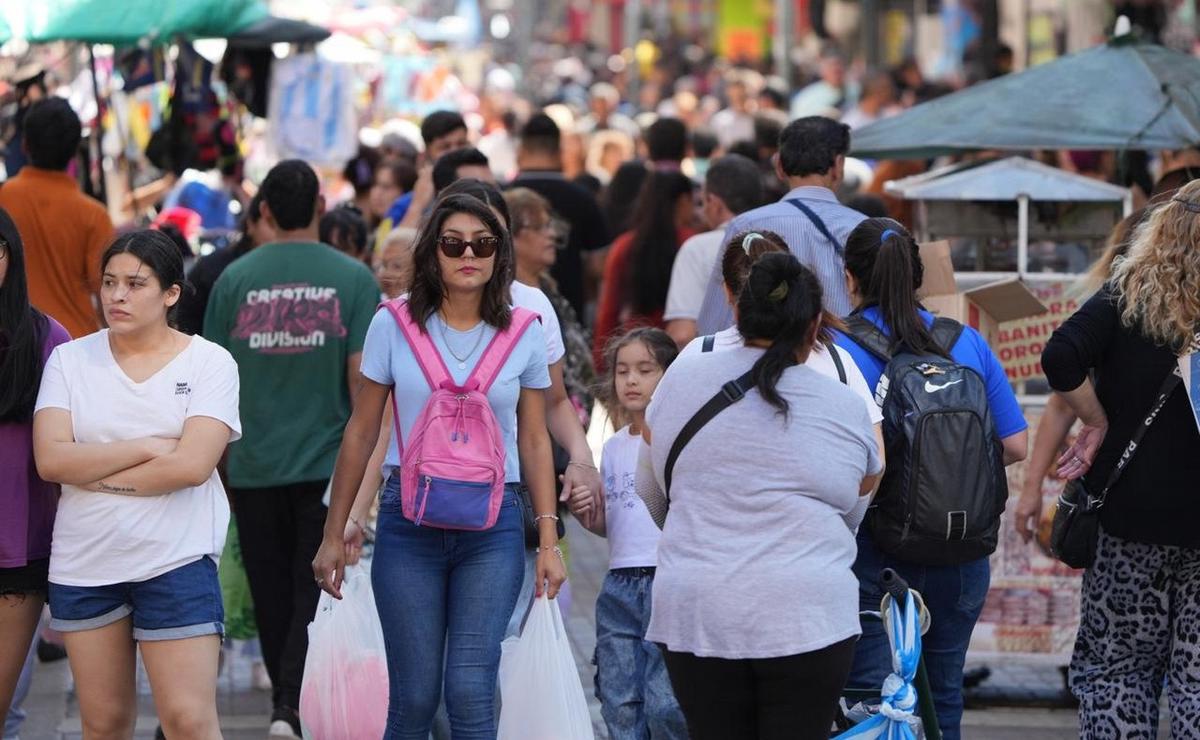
0;167;114;338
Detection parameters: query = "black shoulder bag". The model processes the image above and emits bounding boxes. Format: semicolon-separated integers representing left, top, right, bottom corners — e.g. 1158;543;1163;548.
663;341;848;501
663;369;756;502
1050;369;1181;569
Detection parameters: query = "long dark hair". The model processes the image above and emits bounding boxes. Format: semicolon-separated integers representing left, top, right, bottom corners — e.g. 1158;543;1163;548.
438;178;512;230
736;253;823;418
407;193;514;332
602;161;648;235
723;230;844;343
0;208;49;422
844;217;947;358
624;171;694;316
102;229;188;324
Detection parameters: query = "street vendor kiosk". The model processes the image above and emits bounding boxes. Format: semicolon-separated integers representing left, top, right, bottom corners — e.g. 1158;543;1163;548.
886;156;1132;672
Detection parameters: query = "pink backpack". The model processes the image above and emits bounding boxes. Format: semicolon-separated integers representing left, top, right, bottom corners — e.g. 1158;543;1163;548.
382;299;539;530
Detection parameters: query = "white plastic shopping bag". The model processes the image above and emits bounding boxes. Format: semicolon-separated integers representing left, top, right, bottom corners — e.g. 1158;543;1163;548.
299;564;389;739
497;595;595;740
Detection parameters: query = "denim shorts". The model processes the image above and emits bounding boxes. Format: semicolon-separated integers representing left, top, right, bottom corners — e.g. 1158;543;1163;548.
48;556;224;641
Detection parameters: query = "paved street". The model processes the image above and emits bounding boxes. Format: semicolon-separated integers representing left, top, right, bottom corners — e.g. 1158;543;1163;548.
17;514;1157;740
14;404;1168;739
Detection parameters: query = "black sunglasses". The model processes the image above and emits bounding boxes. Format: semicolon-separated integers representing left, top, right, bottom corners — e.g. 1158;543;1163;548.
437;234;500;258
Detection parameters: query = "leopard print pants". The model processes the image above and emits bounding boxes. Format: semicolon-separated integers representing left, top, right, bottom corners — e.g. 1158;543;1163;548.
1070;527;1200;739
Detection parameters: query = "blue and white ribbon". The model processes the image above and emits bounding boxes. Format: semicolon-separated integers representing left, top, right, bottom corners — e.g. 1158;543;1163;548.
835;590;923;740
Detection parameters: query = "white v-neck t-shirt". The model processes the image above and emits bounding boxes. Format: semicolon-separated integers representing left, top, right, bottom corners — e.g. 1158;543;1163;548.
36;331;242;586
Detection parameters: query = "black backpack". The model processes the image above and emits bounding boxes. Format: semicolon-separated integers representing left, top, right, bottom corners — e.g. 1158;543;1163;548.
845;316;1008;566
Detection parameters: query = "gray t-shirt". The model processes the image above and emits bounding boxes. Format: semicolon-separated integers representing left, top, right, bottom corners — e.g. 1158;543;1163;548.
645;345;881;659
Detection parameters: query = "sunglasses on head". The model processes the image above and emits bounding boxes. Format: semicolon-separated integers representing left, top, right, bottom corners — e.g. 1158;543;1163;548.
437;234;500;258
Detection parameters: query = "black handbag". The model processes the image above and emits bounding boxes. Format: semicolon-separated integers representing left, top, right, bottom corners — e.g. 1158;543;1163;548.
1050;370;1180;568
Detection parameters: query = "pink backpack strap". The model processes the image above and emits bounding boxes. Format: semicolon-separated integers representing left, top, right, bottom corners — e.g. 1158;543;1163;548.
380;299;453;391
466;307;540;394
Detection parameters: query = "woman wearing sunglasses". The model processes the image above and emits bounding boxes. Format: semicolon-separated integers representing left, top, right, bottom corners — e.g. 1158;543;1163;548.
314;193;565;738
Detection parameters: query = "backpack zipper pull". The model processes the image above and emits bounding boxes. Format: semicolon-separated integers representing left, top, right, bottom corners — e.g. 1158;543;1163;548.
454;394;468;444
415;475;432;526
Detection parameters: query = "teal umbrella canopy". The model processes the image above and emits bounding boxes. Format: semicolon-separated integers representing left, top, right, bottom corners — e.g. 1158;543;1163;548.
851;39;1200;159
1;0;269;44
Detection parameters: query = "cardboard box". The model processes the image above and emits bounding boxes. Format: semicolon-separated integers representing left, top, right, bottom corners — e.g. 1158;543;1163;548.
917;241;1048;347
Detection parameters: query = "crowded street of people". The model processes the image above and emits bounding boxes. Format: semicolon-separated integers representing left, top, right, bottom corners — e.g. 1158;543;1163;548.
1;0;1199;738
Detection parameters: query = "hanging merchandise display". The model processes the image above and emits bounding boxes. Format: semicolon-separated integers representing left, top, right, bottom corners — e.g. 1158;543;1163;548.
221;46;273;118
268;52;358;167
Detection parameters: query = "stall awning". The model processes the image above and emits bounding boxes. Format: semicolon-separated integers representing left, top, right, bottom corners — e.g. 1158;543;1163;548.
885;157;1132;203
852;38;1200;159
0;0;268;44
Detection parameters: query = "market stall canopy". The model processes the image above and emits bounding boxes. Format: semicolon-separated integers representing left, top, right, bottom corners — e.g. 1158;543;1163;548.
851;38;1200;159
884;157;1132;203
0;0;268;44
227;15;330;47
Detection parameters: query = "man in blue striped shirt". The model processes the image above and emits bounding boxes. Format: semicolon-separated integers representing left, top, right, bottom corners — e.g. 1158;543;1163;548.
695;117;866;333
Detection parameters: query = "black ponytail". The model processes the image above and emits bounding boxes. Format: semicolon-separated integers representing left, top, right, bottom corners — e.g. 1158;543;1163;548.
735;252;823;418
844;217;947;358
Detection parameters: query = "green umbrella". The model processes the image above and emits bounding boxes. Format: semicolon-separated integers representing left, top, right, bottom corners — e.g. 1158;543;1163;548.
0;17;11;46
851;38;1200;159
1;0;269;45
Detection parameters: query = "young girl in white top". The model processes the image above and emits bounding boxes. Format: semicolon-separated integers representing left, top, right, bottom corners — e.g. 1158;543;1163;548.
32;230;241;740
584;327;687;740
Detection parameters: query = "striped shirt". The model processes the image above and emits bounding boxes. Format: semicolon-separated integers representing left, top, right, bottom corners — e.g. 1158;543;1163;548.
695;186;866;334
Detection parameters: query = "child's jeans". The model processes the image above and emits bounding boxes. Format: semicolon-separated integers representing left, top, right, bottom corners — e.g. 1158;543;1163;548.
594;568;688;740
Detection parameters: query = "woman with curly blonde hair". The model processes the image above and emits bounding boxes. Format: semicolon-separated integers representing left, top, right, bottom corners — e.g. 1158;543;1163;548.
1042;179;1200;738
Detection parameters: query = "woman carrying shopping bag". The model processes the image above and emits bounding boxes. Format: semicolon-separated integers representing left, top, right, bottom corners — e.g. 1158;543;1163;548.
313;192;565;739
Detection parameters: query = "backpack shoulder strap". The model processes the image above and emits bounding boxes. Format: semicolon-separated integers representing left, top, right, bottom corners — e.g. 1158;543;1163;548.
843;315;893;364
701;334;716;352
826;340;848;384
929;317;965;355
663;368;756;502
467;307;540;394
786;199;844;256
380;299;453;391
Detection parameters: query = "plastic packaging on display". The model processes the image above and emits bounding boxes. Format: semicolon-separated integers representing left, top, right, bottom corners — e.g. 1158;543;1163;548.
498;595;595;740
299;565;389;740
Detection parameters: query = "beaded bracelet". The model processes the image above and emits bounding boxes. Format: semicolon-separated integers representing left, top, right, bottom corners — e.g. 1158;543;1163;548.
535;545;564;560
534;513;560;524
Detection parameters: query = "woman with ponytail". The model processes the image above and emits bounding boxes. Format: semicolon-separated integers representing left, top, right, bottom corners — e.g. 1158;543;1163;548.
641;252;883;739
835;217;1027;740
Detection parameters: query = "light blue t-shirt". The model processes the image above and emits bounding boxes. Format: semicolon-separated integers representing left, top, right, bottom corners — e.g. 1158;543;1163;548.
360;308;551;483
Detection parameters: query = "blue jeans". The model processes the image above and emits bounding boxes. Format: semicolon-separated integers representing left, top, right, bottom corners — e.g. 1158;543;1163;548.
846;531;990;740
372;475;524;740
594;569;687;740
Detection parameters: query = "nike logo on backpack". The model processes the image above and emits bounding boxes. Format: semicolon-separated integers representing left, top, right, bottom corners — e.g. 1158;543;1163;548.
924;379;964;393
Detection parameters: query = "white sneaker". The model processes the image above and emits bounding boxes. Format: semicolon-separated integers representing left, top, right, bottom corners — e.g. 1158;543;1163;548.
268;707;301;739
252;661;272;691
268;720;301;739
